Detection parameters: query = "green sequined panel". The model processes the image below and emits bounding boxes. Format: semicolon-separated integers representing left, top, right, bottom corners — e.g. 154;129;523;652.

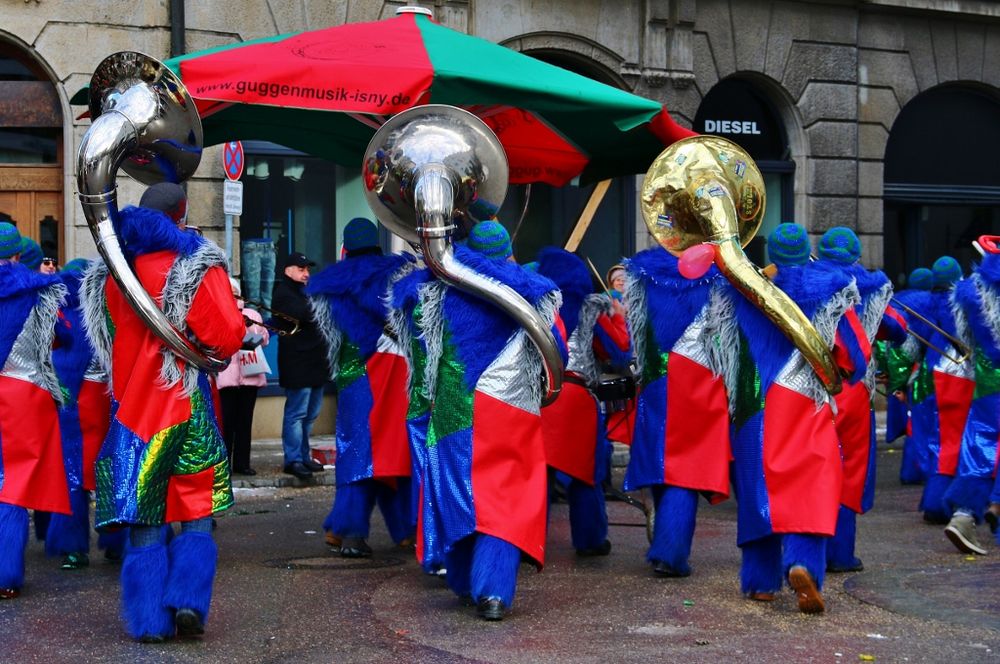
641;323;668;384
973;348;1000;399
912;360;935;402
426;328;473;447
336;341;366;391
732;331;764;430
407;340;430;419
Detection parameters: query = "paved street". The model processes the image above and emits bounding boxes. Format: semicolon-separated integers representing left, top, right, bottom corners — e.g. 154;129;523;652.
2;441;998;663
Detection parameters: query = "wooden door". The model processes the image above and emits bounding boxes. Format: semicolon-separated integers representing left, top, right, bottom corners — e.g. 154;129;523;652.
0;166;63;263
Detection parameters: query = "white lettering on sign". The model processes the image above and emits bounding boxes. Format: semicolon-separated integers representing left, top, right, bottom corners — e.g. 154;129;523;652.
223;180;243;216
704;120;762;135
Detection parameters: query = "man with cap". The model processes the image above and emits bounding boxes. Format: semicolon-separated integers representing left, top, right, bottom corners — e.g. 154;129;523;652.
307;218;416;557
394;220;563;620
813;227;904;573
0;221;72;599
917;255;970;524
79;184;246;641
725;222;865;614
272;248;329;480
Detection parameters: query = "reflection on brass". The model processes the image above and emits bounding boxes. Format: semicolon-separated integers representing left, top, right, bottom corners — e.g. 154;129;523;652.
640;135;842;395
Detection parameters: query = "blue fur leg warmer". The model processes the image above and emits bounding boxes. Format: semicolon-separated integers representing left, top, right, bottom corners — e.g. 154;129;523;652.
0;504;29;590
740;535;782;595
164;531;218;623
376;479;414;544
647;485;697;575
120;541;173;640
445;535;474;599
944;476;993;523
46;489;91;557
470;533;520;607
783;534;826;590
899;436;926;485
568;478;608;551
826;506;861;570
329;480;376;539
920;473;954;522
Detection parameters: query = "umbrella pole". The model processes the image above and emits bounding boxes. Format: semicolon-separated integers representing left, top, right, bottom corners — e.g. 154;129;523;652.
564;179;612;252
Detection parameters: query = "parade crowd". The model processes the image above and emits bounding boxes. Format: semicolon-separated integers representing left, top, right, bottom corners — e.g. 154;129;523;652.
1;182;999;643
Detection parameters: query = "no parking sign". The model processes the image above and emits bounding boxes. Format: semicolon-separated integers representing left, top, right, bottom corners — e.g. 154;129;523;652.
223;141;244;181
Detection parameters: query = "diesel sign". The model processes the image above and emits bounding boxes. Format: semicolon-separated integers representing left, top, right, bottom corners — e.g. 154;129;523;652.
704;120;761;135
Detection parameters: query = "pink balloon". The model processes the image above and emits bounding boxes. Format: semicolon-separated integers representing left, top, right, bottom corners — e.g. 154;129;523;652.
677;244;716;280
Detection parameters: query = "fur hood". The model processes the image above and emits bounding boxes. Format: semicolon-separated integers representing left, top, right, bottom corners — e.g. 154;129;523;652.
535;246;593;339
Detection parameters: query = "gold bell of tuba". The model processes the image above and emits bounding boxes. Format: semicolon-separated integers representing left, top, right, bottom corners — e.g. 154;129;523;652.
640;135;842;394
361;104;564;404
77;52;226;371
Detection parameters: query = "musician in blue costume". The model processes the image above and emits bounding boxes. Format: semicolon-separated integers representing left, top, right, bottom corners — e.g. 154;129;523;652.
812;228;902;572
623;245;735;578
727;223;864;613
942;246;1000;555
0;222;71;599
536;247;630;557
918;256;969;524
308;218;417;558
395;221;563;620
884;268;935;484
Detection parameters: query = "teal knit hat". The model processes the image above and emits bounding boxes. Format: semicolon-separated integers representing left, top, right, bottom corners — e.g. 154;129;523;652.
908;268;933;291
467;220;513;261
932;256;961;288
342;217;379;252
0;222;20;259
767;223;810;267
817;227;861;264
19;237;42;270
62;258;89;274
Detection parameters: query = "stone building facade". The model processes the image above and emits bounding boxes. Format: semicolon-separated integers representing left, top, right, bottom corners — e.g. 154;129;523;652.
2;0;999;276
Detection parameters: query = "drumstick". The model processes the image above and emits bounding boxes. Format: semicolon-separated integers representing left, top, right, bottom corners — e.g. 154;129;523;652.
583;255;612;295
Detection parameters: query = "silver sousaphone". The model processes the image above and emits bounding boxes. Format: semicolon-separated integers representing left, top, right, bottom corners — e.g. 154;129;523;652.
362;105;564;404
78;52;225;371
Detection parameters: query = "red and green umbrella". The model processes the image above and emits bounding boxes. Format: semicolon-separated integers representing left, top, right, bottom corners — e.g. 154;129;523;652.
74;11;694;185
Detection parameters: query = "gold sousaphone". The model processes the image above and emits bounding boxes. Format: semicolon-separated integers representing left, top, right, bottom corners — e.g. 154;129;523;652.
640;135;842;394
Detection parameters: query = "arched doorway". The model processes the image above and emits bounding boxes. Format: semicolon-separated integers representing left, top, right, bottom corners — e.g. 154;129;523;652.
883;84;1000;283
495;50;637;277
0;41;64;263
694;76;798;266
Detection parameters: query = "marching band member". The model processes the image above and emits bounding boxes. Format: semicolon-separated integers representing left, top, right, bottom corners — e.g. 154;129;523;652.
942;246;1000;554
536;247;630;557
308;218;416;558
80;184;246;641
727;223;863;614
0;222;71;600
402;221;562;620
623;245;734;578
918;256;969;524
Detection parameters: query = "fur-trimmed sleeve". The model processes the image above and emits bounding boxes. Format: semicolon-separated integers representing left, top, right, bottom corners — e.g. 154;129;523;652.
309;295;342;381
79;260;113;376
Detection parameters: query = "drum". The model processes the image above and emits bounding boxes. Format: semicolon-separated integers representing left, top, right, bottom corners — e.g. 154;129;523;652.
595;374;636;413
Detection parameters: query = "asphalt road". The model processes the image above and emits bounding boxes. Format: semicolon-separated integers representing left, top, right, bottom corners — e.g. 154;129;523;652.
1;445;998;663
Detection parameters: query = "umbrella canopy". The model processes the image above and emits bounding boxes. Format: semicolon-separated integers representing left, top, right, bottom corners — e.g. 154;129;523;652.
73;11;694;185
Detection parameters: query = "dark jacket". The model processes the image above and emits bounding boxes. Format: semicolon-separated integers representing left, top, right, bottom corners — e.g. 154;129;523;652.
271;274;329;388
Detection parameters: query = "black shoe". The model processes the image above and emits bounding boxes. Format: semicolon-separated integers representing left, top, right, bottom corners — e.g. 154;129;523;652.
304;459;325;472
283;462;313;480
827;557;864;573
476;597;506;621
985;510;999;535
340;537;372;558
60;552;89;570
234;467;257;476
575;539;612;557
652;560;690;578
174;608;205;637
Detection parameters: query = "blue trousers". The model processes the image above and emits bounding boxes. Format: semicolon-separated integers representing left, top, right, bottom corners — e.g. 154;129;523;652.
281;386;324;466
241;239;276;310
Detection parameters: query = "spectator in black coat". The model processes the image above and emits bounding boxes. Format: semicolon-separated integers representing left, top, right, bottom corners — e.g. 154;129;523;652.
271;251;329;480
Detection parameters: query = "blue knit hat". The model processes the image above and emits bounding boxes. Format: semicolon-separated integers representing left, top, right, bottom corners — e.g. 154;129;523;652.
467;220;513;261
767;223;811;267
342;217;379;252
62;258;89;274
908;268;933;291
932;256;962;288
818;227;861;264
0;222;20;259
19;237;42;270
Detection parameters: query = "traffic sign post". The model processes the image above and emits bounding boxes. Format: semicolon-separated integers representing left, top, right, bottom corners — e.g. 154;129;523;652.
222;141;244;262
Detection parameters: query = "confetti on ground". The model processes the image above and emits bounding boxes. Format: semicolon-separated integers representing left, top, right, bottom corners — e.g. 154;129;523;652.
860;655;876;661
683;600;694;606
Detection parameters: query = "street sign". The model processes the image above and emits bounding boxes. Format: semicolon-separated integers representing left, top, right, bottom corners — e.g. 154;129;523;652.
223;180;243;216
223;141;244;181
